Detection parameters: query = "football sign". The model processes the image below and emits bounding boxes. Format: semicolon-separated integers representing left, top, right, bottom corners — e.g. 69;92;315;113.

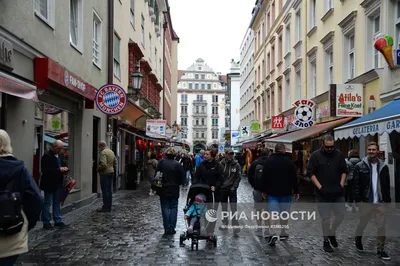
293;99;316;129
96;84;127;115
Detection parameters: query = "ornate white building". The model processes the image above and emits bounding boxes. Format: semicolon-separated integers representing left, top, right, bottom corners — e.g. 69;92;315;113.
177;58;227;153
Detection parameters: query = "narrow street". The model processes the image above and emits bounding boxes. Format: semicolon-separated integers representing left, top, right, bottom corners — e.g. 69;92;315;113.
14;177;400;265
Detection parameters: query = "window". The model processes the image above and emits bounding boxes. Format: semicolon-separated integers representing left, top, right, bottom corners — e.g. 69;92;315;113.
396;1;400;48
328;51;333;85
195;83;199;89
295;70;301;99
195;74;199;79
285;25;291;54
201;132;205;138
309;0;316;30
181;105;187;114
195;119;199;125
201;74;205;79
285;78;291;110
201;84;205;90
207;84;211;90
373;15;381;68
212;130;218;139
34;0;55;27
325;0;333;12
201;118;205;125
212;106;218;114
212;119;218;126
278;35;283;62
113;33;121;79
181;94;187;102
182;133;187;139
188;83;193;89
310;62;317;97
149;34;152;60
130;0;135;26
295;10;301;42
212;95;218;102
70;0;83;50
141;15;145;46
271;45;275;70
195;106;199;113
181;118;187;126
201;106;205;113
93;11;102;67
196;95;203;101
272;0;275;20
349;35;355;79
195;131;199;138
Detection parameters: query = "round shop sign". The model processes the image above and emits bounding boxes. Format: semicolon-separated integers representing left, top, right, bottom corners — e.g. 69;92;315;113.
96;84;127;115
293;99;316;129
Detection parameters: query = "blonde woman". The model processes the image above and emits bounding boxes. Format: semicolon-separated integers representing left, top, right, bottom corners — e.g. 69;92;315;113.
0;130;42;265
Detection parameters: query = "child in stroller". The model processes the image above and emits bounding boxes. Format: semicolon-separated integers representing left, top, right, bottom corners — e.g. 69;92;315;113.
180;184;217;250
184;193;207;235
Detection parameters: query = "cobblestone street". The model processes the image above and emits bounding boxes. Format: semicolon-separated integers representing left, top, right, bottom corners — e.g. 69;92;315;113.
15;177;400;266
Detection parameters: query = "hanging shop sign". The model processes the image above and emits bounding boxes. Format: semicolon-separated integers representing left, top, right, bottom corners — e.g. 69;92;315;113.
146;119;167;138
36;102;63;115
96;84;127;115
293;99;316;129
272;116;285;129
329;84;363;117
0;36;14;70
374;34;394;69
251;121;260;132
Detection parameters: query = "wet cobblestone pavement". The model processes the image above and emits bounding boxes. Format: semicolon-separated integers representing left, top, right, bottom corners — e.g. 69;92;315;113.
15;176;400;265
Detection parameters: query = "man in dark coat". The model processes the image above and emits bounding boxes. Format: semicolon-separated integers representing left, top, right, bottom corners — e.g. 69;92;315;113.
40;140;69;229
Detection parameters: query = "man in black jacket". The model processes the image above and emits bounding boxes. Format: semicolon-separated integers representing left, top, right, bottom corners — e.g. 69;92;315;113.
40;140;69;229
307;135;348;252
247;148;270;233
260;143;299;246
354;142;391;260
219;149;241;234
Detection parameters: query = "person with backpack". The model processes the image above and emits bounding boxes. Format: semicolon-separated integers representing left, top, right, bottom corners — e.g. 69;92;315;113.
156;147;185;235
219;149;241;234
247;148;270;234
0;130;43;266
345;150;361;212
260;144;299;246
147;153;158;196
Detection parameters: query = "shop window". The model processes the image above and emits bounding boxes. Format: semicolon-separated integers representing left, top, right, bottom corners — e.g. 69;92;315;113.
41;103;76;186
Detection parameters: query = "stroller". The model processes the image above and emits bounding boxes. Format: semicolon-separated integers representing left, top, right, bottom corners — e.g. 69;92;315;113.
179;183;217;250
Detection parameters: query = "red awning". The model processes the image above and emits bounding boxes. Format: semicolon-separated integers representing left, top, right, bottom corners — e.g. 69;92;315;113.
0;71;38;101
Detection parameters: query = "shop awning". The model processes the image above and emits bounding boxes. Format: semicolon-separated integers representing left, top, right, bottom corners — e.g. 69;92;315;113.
0;71;38;101
334;99;400;140
263;117;352;152
241;133;271;149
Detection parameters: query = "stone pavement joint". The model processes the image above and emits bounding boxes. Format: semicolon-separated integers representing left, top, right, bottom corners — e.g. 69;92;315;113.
14;176;400;265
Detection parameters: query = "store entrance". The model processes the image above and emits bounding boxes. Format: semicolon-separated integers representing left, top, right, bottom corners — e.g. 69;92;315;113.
32;125;43;185
92;117;100;193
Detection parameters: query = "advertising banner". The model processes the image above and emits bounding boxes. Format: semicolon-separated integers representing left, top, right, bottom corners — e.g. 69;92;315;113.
330;84;363;117
146;119;167;138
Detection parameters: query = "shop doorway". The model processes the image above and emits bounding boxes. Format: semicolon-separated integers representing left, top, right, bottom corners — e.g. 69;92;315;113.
32;125;43;185
92;117;100;193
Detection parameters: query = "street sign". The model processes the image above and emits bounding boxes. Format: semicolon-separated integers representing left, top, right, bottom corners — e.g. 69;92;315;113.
241;126;249;136
219;145;224;151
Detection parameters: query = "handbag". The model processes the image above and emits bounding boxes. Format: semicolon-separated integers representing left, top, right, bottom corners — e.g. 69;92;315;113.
150;160;163;195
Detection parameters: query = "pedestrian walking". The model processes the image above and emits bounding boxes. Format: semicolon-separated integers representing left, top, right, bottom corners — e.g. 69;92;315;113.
97;141;117;212
192;148;223;238
307;135;348;252
354;142;391;260
157;147;185;235
219;149;241;235
195;150;205;169
247;148;270;235
260;143;299;246
180;153;192;188
345;149;361;212
40;140;69;229
0;130;42;266
147;153;158;196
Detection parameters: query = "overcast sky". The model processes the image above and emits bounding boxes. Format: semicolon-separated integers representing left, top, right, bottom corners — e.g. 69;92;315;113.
168;0;255;74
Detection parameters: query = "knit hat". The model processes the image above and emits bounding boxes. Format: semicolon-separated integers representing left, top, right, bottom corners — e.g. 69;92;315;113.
195;193;206;203
165;147;177;156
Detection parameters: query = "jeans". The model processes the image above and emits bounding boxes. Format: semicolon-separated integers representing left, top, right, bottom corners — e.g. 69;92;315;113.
160;197;178;231
267;195;292;235
185;170;190;186
0;255;18;266
220;189;238;226
100;173;113;209
345;180;355;204
316;196;345;237
42;187;62;225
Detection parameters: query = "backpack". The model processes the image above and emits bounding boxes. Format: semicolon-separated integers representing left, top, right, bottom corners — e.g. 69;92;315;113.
253;163;264;190
0;178;24;236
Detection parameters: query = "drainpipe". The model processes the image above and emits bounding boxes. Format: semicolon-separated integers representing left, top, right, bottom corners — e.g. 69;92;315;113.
107;0;115;151
162;14;168;121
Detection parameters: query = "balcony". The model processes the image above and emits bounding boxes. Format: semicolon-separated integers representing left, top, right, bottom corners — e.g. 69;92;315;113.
193;136;207;142
181;112;188;117
192;112;207;117
193;100;207;104
181;101;188;105
193;124;207;129
211;125;219;129
211;113;219;118
211;101;218;106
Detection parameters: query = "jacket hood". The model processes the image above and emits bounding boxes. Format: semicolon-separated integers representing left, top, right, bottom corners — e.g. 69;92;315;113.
362;156;386;173
348;157;361;164
148;159;157;164
220;158;238;166
0;156;25;183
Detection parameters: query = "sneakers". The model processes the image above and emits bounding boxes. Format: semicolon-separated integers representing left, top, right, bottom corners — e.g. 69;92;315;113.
97;208;111;213
43;223;53;230
280;233;289;241
54;222;67;229
328;235;338;248
377;250;390;261
267;235;279;246
355;236;363;252
323;239;333;252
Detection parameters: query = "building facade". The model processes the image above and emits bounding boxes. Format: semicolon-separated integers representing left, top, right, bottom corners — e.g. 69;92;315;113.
239;28;255;142
227;60;241;146
0;0;109;205
177;59;226;153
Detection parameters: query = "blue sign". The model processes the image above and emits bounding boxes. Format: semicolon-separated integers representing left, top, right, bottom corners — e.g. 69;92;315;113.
219;145;224;151
396;49;400;66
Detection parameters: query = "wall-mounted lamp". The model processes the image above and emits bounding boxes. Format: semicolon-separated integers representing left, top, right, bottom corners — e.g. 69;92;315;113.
128;62;144;99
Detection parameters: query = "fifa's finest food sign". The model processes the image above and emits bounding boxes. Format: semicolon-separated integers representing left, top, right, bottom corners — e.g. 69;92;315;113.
293;99;316;129
329;84;363;117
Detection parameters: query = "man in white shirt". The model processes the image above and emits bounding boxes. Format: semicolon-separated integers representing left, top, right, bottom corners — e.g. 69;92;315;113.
353;142;391;261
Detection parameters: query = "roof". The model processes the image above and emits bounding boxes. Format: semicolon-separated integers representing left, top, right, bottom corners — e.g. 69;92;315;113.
219;75;227;84
178;70;185;81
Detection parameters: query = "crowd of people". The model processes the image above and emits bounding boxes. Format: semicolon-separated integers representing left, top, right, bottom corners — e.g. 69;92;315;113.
150;135;392;261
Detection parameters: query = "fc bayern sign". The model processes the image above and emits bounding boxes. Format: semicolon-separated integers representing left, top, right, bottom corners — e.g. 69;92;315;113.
96;84;127;115
293;99;316;129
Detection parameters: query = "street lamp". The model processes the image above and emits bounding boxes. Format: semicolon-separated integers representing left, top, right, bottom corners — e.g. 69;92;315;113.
128;62;144;96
